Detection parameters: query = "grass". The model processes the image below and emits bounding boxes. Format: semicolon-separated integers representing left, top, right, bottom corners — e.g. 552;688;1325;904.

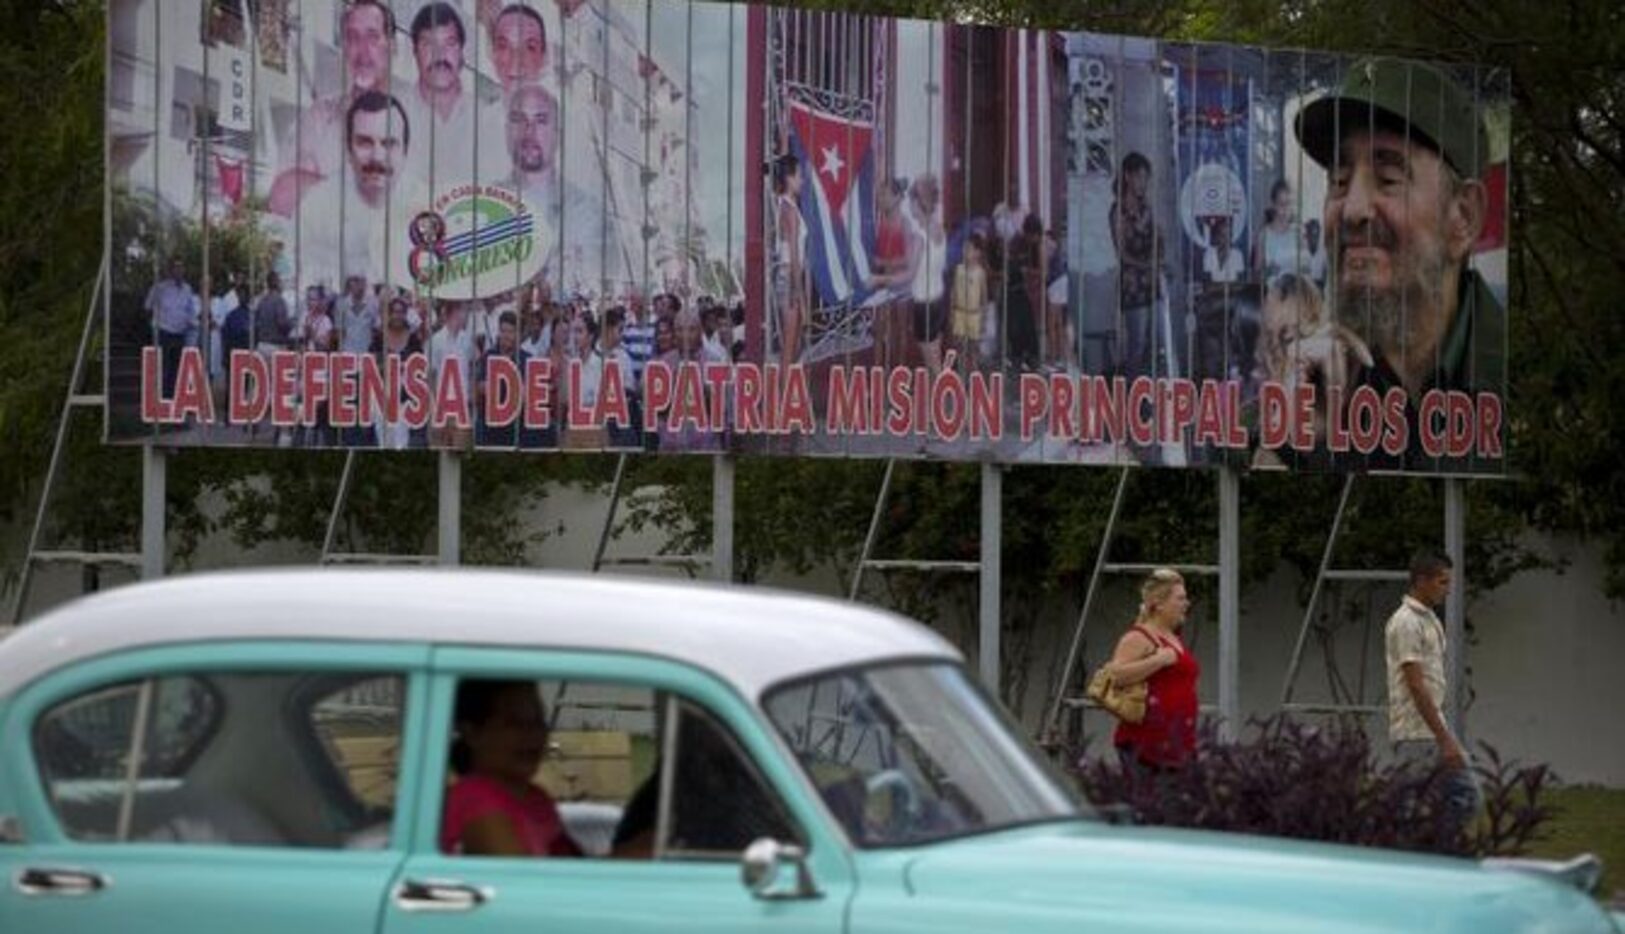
1525;785;1625;903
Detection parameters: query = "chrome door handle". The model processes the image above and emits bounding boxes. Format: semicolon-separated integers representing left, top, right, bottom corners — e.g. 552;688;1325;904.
15;867;109;897
394;878;492;913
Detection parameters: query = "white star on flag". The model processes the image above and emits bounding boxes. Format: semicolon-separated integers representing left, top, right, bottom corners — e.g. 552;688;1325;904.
819;144;845;182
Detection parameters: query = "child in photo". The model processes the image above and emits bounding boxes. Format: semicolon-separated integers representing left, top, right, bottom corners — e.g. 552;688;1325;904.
950;233;989;375
1252;273;1374;465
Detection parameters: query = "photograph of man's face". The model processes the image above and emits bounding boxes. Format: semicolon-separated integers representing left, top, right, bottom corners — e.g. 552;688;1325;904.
348;102;405;203
342;2;393;94
507;84;558;178
492;8;547;91
414;18;465;94
1326;127;1481;363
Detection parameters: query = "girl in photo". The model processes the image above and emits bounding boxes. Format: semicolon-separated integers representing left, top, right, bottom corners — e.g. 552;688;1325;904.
950;233;990;375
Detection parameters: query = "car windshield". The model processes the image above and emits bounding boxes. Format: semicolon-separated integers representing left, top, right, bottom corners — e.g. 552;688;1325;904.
763;662;1087;848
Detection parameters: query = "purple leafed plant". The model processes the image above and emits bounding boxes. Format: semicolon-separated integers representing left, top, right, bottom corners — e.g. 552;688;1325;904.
1071;716;1555;859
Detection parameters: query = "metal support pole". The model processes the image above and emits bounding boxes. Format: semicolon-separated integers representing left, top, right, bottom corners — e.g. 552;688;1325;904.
1042;467;1129;742
1217;466;1240;739
12;265;108;622
712;454;734;583
322;451;359;561
141;446;166;580
849;460;897;599
1444;477;1466;737
979;463;1001;694
1280;475;1356;706
438;451;461;566
592;454;631;572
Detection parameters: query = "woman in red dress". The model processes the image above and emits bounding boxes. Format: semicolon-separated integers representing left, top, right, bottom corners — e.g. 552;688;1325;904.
1108;568;1200;776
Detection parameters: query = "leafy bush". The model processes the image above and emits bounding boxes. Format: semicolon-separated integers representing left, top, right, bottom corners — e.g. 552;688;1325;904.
1071;717;1555;859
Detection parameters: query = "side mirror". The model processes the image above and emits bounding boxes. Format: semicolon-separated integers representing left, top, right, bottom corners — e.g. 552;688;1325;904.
740;837;822;901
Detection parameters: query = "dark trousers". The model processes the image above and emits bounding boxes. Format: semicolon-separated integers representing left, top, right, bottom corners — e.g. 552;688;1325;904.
157;330;188;399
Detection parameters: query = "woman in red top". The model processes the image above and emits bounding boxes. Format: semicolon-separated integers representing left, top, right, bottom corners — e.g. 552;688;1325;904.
440;679;581;857
1108;568;1200;772
868;178;911;369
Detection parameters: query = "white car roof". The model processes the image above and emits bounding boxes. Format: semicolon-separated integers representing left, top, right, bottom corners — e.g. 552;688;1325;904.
0;569;961;699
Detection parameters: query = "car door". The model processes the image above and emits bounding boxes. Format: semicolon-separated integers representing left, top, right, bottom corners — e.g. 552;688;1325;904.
0;640;430;934
379;646;853;934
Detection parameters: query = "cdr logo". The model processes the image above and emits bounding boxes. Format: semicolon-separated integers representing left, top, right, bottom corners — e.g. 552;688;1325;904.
408;186;542;300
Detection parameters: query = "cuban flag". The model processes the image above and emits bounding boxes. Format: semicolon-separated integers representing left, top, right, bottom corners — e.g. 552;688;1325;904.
786;101;879;308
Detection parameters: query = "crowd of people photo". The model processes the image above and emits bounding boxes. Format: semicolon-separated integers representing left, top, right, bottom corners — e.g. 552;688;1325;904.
149;258;744;450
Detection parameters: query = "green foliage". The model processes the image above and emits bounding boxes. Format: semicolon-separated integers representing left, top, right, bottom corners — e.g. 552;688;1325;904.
0;0;109;564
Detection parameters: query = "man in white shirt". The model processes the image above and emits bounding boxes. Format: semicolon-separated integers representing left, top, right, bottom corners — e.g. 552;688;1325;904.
503;81;605;292
145;257;200;399
699;301;730;366
208;271;242;381
429;301;476;436
406;3;488;191
1201;217;1246;285
505;82;558;207
1385;551;1480;834
272;91;421;292
519;302;551;361
336;274;381;356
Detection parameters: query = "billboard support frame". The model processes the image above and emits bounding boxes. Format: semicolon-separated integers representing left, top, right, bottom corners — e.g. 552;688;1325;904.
438;452;462;566
1444;478;1466;737
141;446;166;580
980;462;1002;691
847;459;1001;691
1278;474;1471;740
9;257;148;626
1038;468;1229;749
713;454;736;583
1040;467;1130;747
590;454;733;579
1218;466;1240;740
319;451;438;567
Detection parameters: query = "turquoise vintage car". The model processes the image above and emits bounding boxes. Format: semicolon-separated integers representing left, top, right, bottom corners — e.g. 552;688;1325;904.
0;571;1617;933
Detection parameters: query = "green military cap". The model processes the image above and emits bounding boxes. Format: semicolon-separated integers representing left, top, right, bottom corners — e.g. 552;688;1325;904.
1294;58;1489;179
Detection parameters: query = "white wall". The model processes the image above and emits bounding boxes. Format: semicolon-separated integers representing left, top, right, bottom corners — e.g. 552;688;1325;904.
1467;537;1625;786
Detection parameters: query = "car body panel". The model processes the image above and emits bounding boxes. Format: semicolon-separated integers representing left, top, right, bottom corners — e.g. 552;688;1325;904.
850;822;1616;933
379;646;852;934
0;639;431;934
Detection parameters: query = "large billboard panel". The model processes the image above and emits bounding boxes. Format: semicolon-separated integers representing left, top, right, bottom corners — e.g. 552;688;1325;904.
108;0;1509;474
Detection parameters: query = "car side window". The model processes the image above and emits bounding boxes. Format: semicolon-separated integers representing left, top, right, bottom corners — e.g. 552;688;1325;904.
32;671;407;849
656;700;801;860
439;678;798;862
308;676;404;818
439;679;660;859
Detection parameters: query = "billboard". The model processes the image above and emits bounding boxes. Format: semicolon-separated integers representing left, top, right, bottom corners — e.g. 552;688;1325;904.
107;1;1510;474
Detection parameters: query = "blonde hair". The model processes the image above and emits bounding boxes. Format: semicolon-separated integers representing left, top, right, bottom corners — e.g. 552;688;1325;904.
1136;568;1185;623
